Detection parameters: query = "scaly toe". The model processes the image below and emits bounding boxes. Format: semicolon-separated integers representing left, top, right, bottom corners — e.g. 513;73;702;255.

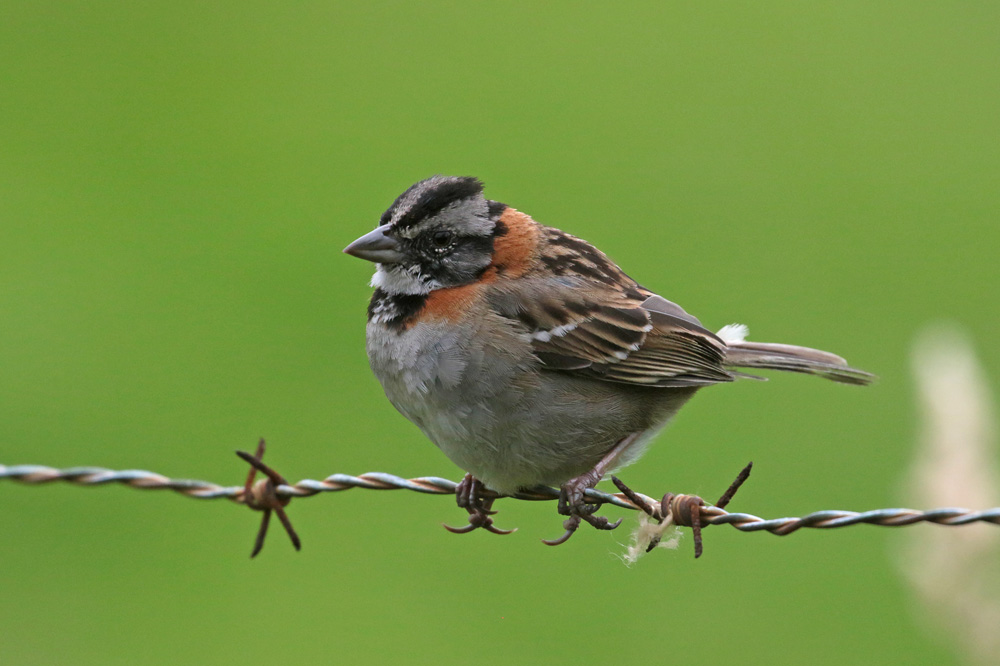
582;514;623;531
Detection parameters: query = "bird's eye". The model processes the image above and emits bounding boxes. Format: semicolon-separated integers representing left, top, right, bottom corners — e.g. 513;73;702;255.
430;229;454;248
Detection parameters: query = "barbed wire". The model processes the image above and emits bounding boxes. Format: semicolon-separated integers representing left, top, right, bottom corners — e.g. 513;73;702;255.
0;463;628;505
4;449;1000;558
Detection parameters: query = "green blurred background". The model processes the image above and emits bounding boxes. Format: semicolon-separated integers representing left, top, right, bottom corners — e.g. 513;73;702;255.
2;2;998;664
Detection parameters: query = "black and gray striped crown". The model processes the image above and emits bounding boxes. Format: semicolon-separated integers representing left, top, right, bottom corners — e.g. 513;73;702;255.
379;176;484;229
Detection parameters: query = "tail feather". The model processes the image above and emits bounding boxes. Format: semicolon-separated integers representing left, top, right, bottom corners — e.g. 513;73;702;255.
723;340;875;386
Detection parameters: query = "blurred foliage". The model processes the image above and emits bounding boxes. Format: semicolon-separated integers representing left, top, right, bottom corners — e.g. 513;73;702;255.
1;2;998;665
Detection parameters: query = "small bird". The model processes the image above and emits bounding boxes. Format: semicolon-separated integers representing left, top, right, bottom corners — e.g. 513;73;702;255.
345;176;873;543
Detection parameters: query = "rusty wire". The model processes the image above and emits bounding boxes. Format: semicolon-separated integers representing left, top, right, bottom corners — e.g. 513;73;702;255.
5;460;1000;539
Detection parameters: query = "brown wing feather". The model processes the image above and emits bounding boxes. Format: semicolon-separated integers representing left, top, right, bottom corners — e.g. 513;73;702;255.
486;277;734;387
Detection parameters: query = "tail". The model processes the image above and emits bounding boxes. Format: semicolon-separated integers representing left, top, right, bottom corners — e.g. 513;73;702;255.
718;324;875;386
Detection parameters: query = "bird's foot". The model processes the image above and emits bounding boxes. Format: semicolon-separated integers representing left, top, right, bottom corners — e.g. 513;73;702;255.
542;469;623;546
443;473;516;535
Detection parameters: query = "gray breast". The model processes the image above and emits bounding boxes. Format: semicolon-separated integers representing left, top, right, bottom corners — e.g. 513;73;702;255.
365;313;698;493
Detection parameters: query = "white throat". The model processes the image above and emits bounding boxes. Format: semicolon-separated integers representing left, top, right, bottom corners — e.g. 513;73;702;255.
370;264;440;295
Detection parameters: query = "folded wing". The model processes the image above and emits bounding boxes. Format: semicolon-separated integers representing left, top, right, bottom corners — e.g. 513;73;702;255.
487;280;734;388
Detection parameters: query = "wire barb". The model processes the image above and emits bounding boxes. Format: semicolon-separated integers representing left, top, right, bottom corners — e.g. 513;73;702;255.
236;439;301;558
612;462;752;559
5;455;1000;557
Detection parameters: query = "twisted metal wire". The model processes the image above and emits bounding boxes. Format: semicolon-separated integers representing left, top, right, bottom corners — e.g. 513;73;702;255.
3;462;1000;536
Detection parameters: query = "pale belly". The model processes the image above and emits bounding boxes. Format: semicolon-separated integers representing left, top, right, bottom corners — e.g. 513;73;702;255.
366;316;697;493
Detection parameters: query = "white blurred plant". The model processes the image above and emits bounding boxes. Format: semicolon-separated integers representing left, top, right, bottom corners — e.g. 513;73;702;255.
900;326;1000;665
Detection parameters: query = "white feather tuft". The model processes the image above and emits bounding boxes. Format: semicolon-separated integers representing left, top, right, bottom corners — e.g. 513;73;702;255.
717;323;749;345
621;512;682;565
369;266;436;295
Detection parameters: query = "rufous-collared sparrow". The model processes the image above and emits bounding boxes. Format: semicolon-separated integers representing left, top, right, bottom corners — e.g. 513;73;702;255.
345;176;872;543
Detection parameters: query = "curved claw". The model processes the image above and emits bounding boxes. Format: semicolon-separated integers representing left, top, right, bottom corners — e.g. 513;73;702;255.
541;529;576;546
542;515;582;546
443;522;478;534
443;520;516;535
484;523;517;535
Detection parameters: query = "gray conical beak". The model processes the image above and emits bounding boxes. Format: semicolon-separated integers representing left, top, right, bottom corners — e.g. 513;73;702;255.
343;226;404;264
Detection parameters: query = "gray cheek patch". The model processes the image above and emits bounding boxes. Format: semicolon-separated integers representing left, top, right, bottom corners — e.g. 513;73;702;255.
431;198;492;236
